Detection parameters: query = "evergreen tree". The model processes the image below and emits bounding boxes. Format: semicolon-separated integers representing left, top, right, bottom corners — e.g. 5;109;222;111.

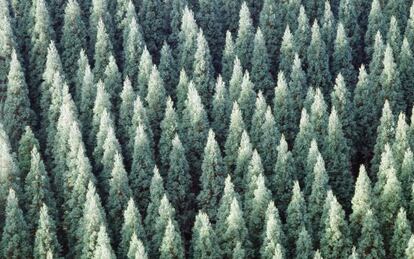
192;30;214;109
260;201;285;259
398;38;414;115
178;7;198;74
159;97;178;173
198;130;226;220
357;209;385;258
128;95;153;158
77;182;107;259
384;0;407;30
222;31;235;82
324;108;353;209
0;14;16;105
295;227;313;259
220;197;249;258
349;165;373;242
237;71;255;127
257;107;279;176
279;26;296;78
175;69;189;115
180;83;209;177
104;55;122;113
34;204;61;259
120;198;146;258
307;21;331;96
293;109;315;180
235;2;254;69
127;233;148;259
332;23;355;86
89;0;112;55
93;19;113;81
191;211;220;258
145;65;166;141
136;47;153;98
391;208;412;259
228;57;243;102
167;135;192;230
225;102;245;172
118;78;135;148
93;225;116;259
286;182;308;256
272;135;294;214
159;42;177;96
321;1;335;58
393;113;409;171
289;54;307;124
138;0;165;57
310;88;328;144
123;16;144;86
304;140;322;195
387;16;402;55
295;6;311;61
250;91;267;147
24;146;55;234
61;0;86;86
273;72;294;143
211;76;230;145
130;125;155;212
406;1;414;48
0;189;30;258
107;153;132;240
320;194;351;259
308;154;329;244
17;126;40;180
79;64;96;142
3;49;32;149
400;148;414;203
159;219;184;259
251;28;273;99
75;49;89;103
406;235;414;259
338;0;361;65
234;131;252;193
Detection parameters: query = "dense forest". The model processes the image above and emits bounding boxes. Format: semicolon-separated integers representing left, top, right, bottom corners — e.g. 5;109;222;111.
1;0;414;258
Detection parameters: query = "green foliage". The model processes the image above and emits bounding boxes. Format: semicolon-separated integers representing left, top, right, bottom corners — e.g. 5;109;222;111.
260;201;285;258
357;209;385;258
34;204;61;259
120;198;146;258
191;211;220;259
235;2;254;69
391;208;412;258
251;28;273;99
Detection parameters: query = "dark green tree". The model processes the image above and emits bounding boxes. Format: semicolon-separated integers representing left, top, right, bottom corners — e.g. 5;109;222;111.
159;97;178;173
191;211;220;259
211;76;230;145
279;26;296;78
391;208;412;259
222;31;235;82
357;209;385;258
120;198;146;258
34;204;61;259
260;201;285;258
235;2;254;69
93;19;113;81
332;23;355;86
295;227;313;259
251;28;273;99
225;102;245;173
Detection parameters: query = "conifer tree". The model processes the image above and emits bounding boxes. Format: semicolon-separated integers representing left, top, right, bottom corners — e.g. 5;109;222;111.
93;19;113;81
138;0;165;57
3;49;32;149
310;88;328;144
0;14;16;105
222;32;235;82
398;38;414;114
191;211;220;258
130;125;155;212
104;55;122;112
29;0;55;95
128;96;153;158
178;7;198;74
321;1;335;58
120;198;146;258
93;225;116;259
401;148;414;203
308;154;329;244
89;0;112;54
391;208;412;259
279;26;296;78
384;0;407;30
295;227;313;259
387;16;402;55
365;0;385;57
145;65;166;140
79;64;95;141
393;113;409;171
289;54;307;123
24;146;55;234
75;49;89;103
127;233;148;259
180;83;209;176
61;0;86;85
159;42;177;96
136;47;153;98
333;23;355;86
34;204;61;259
257;107;279;176
220;197;249;258
234;131;252;193
159;219;184;259
251;28;273;99
224;102;245;172
159;97;178;173
405;2;414;47
235;2;254;69
107;153;132;239
324;108;353;209
304;140;322;194
273;135;294;213
349;165;373;242
118;78;135;148
295;6;311;61
216;175;238;239
307;21;331;95
357;209;385;258
320;194;351;259
167;135;192;229
260;201;285;258
369;32;385;107
293;109;315;178
123;16;144;85
17;126;40;180
338;0;361;65
259;0;285;71
77;182;107;259
228;57;243;102
286;182;308;256
237;71;255;127
198;130;226;220
250;91;267;147
379;44;404;113
211;76;230;145
0;189;30;258
0;124;20;224
406;235;414;259
175;69;189;114
273;72;294;142
192;30;214;110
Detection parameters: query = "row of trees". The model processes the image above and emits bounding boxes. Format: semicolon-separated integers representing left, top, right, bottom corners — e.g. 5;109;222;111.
1;0;414;258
